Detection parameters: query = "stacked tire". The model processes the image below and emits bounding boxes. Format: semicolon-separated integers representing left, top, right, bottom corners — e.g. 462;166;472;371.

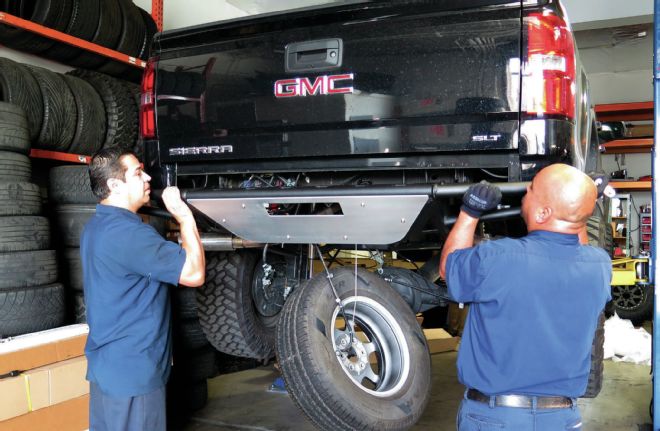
0;102;65;338
0;58;140;154
48;165;97;323
0;0;158;82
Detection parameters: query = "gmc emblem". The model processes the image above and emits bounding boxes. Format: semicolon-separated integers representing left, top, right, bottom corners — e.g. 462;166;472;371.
274;74;354;98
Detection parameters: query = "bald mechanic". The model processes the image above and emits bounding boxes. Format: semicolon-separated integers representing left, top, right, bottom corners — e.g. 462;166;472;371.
439;164;611;430
81;148;205;431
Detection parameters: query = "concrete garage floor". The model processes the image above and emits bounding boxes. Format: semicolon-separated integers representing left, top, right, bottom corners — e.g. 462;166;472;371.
182;352;653;431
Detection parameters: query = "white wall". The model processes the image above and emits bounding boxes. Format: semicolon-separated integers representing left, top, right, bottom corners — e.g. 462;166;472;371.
562;0;652;31
132;0;335;31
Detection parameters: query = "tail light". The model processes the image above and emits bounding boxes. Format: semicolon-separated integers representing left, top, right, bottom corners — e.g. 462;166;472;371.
522;11;576;119
140;60;156;139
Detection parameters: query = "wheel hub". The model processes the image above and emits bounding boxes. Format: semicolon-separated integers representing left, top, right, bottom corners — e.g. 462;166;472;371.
335;336;370;376
252;261;287;317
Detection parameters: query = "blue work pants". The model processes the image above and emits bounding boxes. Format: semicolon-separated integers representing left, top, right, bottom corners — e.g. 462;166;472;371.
89;382;166;431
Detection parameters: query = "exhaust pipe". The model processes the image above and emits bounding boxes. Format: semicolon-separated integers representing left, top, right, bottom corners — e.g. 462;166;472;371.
177;233;264;251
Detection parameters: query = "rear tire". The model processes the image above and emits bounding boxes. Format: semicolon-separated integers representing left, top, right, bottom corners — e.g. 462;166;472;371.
276;267;431;431
196;251;276;360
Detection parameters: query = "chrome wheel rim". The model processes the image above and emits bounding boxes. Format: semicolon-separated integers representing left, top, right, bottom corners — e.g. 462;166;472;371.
331;296;410;397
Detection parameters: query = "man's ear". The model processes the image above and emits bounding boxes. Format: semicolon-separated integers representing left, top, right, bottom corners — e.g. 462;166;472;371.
106;178;121;194
535;206;552;224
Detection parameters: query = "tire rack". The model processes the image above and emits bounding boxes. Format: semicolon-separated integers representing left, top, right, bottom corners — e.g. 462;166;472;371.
0;1;164;163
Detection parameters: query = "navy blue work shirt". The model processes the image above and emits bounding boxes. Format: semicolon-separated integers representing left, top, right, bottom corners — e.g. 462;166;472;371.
446;230;611;398
81;204;186;397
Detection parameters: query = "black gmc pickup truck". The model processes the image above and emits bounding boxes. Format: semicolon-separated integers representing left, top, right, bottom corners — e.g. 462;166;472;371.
141;1;607;429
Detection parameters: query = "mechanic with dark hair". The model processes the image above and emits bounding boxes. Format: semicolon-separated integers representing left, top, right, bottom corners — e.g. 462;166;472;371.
439;163;611;430
81;147;205;430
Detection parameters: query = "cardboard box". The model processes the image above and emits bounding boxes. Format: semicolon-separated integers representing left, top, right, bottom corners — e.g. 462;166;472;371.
0;325;88;375
0;357;89;422
0;369;49;421
0;394;89;431
424;328;460;354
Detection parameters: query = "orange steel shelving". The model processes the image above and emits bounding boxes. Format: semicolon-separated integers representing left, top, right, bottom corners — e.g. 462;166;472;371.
601;138;653;154
0;12;146;68
1;2;164;163
595;101;654;122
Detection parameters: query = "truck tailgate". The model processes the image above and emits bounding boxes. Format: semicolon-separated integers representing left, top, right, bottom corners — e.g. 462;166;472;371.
154;1;522;164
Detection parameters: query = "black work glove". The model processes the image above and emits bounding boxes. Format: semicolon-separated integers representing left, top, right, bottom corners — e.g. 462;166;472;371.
588;171;614;199
461;180;502;219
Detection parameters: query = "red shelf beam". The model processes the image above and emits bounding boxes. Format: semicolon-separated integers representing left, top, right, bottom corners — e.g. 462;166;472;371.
595;101;654;122
30;149;90;164
0;12;145;68
610;181;652;191
601;138;653;154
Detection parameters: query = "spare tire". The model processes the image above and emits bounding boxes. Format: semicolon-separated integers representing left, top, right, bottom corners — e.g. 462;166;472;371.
52;205;96;248
0;0;73;54
137;6;159;60
67;69;137;150
61;247;83;291
0;151;31;182
0;182;42;216
26;66;77;152
0;102;30;154
68;0;122;69
49;165;96;204
97;0;146;77
0;250;58;290
0;283;66;337
0;216;51;252
0;58;43;141
46;0;101;62
276;267;431;431
62;75;106;156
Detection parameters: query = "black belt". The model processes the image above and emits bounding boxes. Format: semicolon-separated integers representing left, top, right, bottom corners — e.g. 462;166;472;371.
466;389;573;409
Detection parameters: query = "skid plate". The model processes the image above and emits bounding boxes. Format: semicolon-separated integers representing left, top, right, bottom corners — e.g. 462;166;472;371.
188;194;429;244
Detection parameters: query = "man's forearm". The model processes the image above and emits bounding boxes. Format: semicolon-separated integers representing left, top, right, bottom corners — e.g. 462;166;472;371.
439;211;479;279
178;216;206;287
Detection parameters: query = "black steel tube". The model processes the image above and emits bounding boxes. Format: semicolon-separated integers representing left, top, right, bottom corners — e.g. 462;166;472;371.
432;182;529;198
138;205;173;219
180;181;530;200
443;207;522;226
